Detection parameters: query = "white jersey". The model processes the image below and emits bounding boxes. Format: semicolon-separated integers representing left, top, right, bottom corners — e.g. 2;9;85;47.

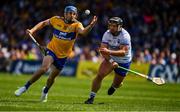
102;28;132;63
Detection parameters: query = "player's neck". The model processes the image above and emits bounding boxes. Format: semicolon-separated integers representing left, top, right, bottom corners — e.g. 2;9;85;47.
111;31;120;36
64;18;76;24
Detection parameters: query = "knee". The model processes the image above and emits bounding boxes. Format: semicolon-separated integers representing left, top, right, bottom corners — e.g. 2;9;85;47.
40;66;49;73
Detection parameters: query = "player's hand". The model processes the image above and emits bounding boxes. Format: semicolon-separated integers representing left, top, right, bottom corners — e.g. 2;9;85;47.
112;61;118;68
121;45;129;54
26;29;33;35
99;48;110;55
90;16;98;27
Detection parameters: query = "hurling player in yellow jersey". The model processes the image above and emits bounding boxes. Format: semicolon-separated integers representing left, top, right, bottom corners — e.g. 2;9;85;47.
14;6;97;102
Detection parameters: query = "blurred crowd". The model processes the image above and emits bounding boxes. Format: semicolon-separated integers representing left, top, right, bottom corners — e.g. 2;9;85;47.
0;0;180;71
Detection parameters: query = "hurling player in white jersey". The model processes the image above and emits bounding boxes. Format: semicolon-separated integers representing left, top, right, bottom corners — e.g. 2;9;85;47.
85;17;132;104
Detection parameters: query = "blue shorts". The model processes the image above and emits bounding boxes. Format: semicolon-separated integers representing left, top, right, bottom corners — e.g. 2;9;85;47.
45;49;67;70
114;62;131;77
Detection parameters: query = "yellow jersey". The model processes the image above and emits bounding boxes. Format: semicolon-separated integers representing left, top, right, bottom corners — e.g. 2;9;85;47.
47;16;83;58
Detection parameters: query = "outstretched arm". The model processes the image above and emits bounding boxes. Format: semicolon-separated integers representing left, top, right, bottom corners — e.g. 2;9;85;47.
27;19;50;34
77;16;97;36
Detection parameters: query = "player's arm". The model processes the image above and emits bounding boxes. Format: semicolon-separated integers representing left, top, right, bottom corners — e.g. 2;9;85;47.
99;43;119;68
77;16;97;36
27;19;50;34
99;45;128;57
99;43;110;60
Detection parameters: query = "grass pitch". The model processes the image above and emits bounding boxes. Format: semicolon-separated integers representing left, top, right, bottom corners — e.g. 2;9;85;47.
0;73;180;111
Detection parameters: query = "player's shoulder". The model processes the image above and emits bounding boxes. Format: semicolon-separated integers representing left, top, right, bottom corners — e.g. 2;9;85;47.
121;28;130;35
50;16;63;21
50;16;60;19
102;30;111;39
121;28;131;38
49;16;64;26
73;19;82;25
71;20;83;29
104;30;111;35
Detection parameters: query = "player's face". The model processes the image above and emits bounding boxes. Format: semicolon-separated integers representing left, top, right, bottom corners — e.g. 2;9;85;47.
109;23;119;34
64;11;77;22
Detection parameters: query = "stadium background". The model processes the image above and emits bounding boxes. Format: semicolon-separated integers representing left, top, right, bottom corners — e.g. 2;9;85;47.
0;0;179;82
0;0;180;111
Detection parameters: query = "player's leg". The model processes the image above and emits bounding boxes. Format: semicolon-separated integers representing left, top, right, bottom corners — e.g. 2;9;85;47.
92;60;114;92
40;54;67;102
46;66;61;89
41;65;61;102
107;73;124;95
28;56;54;84
107;62;131;95
85;59;114;104
14;55;53;96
